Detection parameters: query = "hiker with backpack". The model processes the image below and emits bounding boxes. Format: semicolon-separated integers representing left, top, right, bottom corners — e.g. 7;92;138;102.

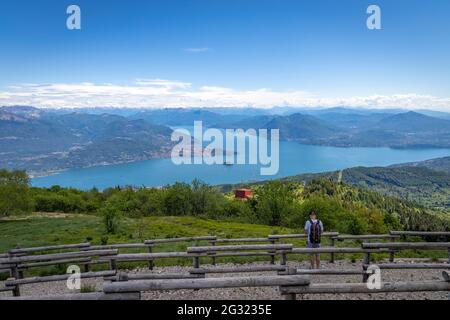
304;210;324;269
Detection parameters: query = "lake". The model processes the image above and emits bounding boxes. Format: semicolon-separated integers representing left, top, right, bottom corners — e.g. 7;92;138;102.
31;140;450;190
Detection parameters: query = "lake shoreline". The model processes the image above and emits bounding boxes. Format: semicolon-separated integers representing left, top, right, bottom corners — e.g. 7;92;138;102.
30;142;450;191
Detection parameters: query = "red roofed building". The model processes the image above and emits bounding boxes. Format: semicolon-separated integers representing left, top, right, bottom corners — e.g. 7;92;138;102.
235;188;253;200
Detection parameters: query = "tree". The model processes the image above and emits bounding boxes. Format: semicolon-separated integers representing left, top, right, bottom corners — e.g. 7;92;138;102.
101;205;122;234
162;183;193;216
253;181;299;226
0;170;33;216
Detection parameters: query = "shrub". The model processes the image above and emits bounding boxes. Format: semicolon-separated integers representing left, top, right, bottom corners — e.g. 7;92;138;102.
0;170;33;216
253;181;299;226
100;236;109;245
101;206;121;234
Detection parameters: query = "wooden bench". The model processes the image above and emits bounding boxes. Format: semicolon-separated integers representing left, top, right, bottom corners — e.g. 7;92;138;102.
295;268;365;275
104;271;205;282
335;234;401;241
280;272;450;300
4;270;117;297
98;252;192;270
390;231;450;237
188;265;288;275
187;244;293;268
210;238;274;265
0;249;118;281
8;243;91;255
363;263;450;270
291;247;394;254
102;274;310;299
362;242;450;249
143;236;217;269
0;292;140;300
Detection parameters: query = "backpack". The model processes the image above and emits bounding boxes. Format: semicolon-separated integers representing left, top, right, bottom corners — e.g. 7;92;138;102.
309;220;322;244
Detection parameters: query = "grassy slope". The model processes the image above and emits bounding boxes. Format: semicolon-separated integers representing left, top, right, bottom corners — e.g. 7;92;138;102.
0;214;299;277
0;214;297;253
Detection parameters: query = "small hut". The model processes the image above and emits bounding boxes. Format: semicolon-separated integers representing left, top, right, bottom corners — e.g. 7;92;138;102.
235;188;253;200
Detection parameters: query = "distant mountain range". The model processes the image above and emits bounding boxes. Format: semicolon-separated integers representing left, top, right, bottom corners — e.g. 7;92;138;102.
2;105;450;173
0;107;174;174
217;111;450;148
140;107;450;148
129;108;249;127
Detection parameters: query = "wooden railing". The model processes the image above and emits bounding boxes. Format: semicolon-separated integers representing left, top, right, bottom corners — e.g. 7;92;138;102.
1;231;450;299
280;271;450;300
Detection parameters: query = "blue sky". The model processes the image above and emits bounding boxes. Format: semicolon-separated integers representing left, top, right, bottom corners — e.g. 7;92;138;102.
0;0;449;110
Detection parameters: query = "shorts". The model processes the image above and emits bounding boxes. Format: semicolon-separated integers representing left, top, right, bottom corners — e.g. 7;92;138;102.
307;243;321;248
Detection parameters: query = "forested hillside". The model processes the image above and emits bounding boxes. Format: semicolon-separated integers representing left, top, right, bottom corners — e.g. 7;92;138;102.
219;157;450;210
0;107;175;174
335;166;450;209
392;156;450;173
1;170;448;235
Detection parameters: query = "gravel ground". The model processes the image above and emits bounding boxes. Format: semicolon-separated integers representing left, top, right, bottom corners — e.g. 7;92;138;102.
1;259;448;300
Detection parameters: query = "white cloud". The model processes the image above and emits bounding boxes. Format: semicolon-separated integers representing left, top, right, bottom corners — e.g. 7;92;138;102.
184;47;211;53
0;79;450;111
135;79;191;89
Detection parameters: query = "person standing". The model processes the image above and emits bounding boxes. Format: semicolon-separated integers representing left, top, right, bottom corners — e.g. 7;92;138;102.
304;210;324;269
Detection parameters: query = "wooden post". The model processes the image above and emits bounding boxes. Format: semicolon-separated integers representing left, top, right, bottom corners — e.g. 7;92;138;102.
109;259;117;271
11;283;20;297
283;292;297;300
446;270;450;301
192;256;201;292
269;239;276;265
363;252;370;264
286;267;297;275
442;271;449;282
329;237;335;263
362;252;370;283
211;241;216;266
148;245;154;270
118;272;129;282
193;256;200;269
280;252;287;266
389;237;396;262
11;264;21;297
10;265;18;278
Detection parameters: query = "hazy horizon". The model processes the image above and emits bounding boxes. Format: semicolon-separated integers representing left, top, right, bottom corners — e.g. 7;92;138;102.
2;105;450;115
